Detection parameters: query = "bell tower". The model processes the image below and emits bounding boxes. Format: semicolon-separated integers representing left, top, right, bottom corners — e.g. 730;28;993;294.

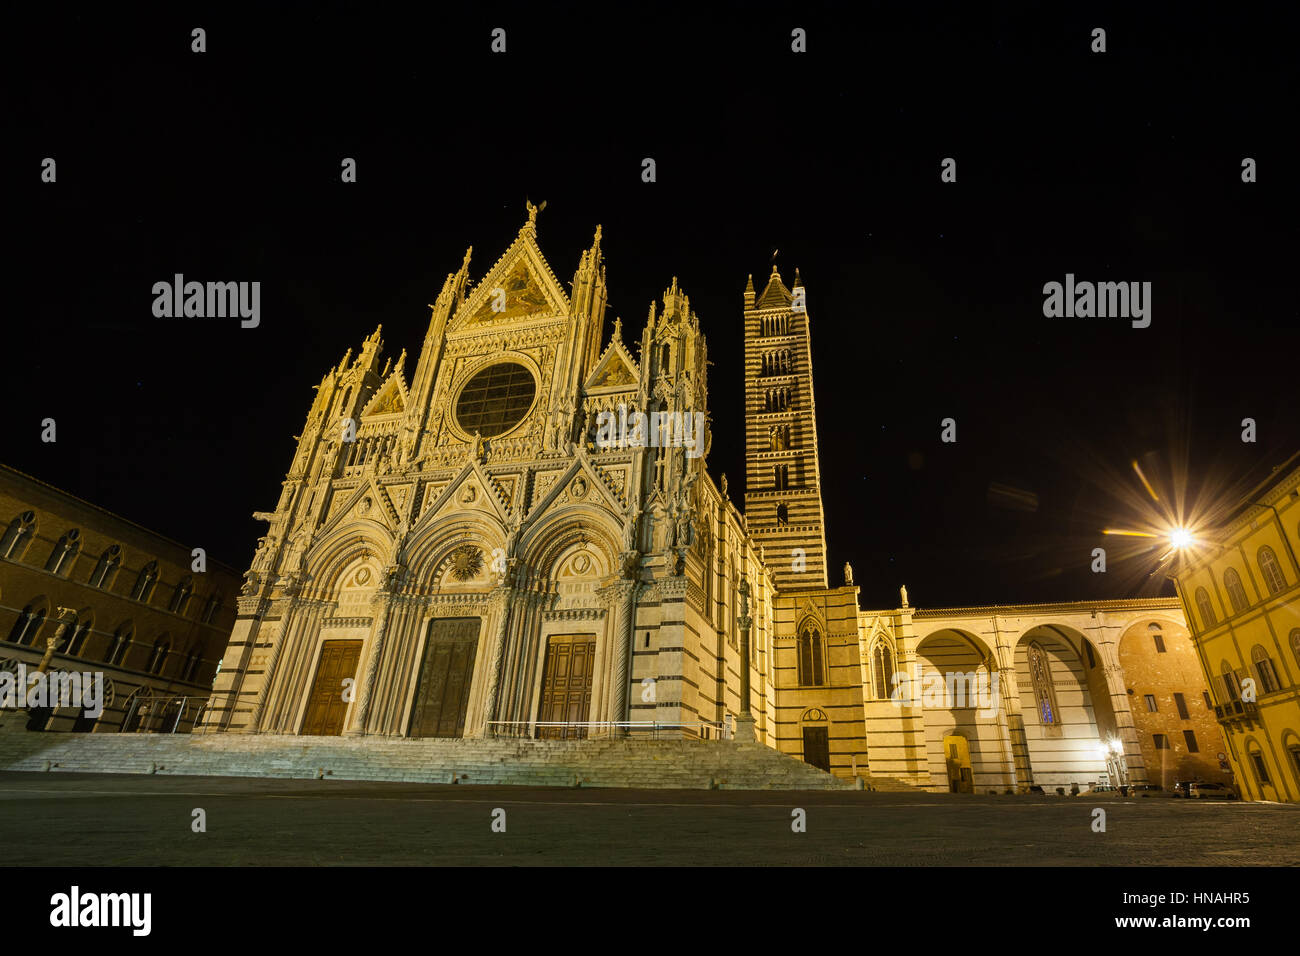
742;265;828;590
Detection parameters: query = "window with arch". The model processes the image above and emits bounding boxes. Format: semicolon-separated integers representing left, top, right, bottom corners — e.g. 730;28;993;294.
1026;641;1061;726
45;529;81;576
147;638;170;676
1248;744;1272;786
7;604;46;645
1;511;37;561
130;560;159;602
1195;587;1217;629
104;622;133;666
797;625;826;687
201;592;223;625
181;647;203;683
872;640;895;700
66;613;93;657
1251;645;1280;695
775;502;789;526
1223;567;1250;614
1220;661;1241;703
1258;546;1285;594
1290;628;1300;668
88;544;122;589
169;575;194;614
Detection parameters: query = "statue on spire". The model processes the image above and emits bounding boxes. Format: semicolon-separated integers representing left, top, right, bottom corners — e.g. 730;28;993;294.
525;198;547;227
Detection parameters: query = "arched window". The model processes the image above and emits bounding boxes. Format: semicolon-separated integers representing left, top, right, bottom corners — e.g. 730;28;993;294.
45;529;81;576
147;638;171;676
1258;546;1285;594
169;575;194;614
872;640;895;700
1224;568;1250;614
1220;661;1241;703
1290;628;1300;668
0;511;37;560
1026;641;1060;726
1195;587;1217;629
797;626;825;686
88;545;122;589
181;647;202;683
130;560;159;602
775;502;789;526
1251;645;1280;695
66;613;93;656
201;592;223;625
7;604;45;645
104;622;133;666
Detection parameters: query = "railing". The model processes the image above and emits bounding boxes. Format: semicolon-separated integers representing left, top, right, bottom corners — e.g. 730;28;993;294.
120;696;210;734
487;720;731;740
1213;700;1261;722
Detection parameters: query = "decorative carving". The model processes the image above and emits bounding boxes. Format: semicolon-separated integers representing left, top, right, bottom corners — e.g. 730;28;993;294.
449;545;484;581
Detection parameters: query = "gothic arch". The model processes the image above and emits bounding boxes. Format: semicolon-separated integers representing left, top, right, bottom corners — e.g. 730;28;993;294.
406;514;509;591
301;522;395;598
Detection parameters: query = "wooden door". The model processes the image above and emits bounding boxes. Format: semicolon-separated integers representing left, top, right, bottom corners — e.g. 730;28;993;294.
300;640;363;736
409;618;481;738
802;726;831;772
536;634;596;739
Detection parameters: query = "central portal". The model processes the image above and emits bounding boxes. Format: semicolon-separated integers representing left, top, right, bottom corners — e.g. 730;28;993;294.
536;633;596;739
409;617;481;739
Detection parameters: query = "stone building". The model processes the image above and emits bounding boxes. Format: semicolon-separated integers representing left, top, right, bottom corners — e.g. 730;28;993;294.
1172;454;1300;802
199;206;1222;793
0;464;239;733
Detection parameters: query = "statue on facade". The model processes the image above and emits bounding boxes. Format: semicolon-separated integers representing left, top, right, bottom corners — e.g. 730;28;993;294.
900;584;909;607
719;473;728;498
622;505;641;553
844;562;854;586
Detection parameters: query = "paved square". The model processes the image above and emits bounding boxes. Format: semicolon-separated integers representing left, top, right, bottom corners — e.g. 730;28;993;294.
2;772;1297;866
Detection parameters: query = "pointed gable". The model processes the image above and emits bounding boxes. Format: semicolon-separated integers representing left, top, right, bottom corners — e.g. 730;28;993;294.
360;371;408;419
451;228;571;332
584;328;640;390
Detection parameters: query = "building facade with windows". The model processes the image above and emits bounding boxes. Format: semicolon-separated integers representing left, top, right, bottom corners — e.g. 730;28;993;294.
1172;455;1300;802
196;208;1217;793
0;465;240;733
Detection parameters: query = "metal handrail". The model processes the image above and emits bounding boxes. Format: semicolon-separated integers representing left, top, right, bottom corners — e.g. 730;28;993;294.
121;695;210;734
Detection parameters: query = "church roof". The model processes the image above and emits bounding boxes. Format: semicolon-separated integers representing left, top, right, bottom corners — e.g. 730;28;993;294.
756;265;791;309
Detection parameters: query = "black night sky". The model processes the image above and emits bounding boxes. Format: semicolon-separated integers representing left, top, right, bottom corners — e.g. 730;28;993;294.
9;3;1298;609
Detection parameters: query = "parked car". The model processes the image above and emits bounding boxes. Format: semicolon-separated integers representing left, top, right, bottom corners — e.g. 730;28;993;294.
1172;780;1195;798
1188;782;1237;800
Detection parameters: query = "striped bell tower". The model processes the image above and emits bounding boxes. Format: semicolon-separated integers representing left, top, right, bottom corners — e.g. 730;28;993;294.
742;265;829;590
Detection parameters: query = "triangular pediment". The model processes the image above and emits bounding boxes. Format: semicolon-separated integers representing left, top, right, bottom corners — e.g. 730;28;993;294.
415;459;514;530
451;232;571;333
361;372;408;419
319;478;399;536
527;450;624;522
584;333;640;391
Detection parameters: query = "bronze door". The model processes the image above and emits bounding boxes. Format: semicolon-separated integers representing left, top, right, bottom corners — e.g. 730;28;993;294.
802;726;831;772
409;618;481;738
536;634;596;739
300;640;363;736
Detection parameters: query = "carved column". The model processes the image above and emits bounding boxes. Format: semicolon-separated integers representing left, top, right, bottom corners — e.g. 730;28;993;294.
600;579;639;735
345;595;394;736
478;586;516;738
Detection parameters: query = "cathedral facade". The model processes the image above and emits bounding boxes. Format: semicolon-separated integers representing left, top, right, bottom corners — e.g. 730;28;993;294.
201;208;1216;793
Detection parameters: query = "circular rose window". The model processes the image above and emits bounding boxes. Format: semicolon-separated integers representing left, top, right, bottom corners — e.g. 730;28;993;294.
455;362;537;438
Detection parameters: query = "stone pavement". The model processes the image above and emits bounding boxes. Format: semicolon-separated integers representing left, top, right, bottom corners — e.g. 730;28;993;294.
2;772;1296;866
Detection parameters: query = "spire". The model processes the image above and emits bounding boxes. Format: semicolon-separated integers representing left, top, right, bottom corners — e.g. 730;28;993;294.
793;267;802;288
744;274;755;295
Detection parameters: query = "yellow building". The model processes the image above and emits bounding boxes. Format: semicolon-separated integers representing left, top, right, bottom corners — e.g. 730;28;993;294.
1172;453;1300;802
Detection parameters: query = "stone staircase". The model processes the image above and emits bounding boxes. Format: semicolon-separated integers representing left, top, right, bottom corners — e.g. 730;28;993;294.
0;726;855;790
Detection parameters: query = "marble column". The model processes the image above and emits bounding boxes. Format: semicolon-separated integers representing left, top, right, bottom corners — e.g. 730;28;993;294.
478;586;516;738
345;596;393;736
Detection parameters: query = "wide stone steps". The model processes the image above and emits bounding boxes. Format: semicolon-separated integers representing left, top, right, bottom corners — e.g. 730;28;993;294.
0;728;856;790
